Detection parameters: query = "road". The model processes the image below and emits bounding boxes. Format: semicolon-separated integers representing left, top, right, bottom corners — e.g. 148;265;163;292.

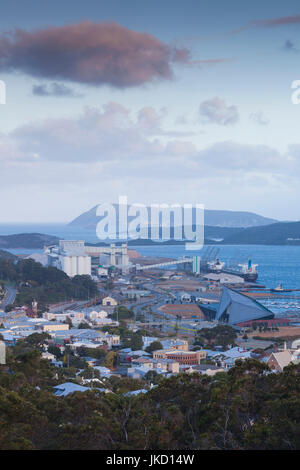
0;285;17;310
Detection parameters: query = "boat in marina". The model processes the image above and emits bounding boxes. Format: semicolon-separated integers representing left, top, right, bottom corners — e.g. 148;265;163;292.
270;283;293;293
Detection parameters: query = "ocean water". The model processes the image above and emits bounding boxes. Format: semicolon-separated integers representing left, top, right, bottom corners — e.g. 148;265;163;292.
133;244;300;290
1;224;300;290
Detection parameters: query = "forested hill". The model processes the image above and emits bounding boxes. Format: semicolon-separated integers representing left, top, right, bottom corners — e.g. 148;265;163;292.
69;205;277;229
220;221;300;245
0;346;300;450
0;233;59;249
0;249;17;260
0;257;97;312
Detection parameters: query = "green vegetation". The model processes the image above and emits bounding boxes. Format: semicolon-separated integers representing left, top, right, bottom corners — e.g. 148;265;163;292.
145;341;163;354
220;220;300;245
77;346;107;360
105;351;120;369
1;339;300;449
0;233;59;249
111;306;134;321
0;249;17;261
0;258;98;311
194;325;237;349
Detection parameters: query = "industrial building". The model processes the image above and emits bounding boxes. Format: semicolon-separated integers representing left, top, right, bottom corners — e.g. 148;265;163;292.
85;243;130;274
44;241;131;277
45;240;91;277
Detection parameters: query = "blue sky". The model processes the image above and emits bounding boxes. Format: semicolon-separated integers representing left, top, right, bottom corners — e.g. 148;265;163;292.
0;0;300;222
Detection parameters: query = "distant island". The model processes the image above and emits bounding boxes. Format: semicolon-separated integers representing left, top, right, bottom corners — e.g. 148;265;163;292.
0;249;18;260
69;205;278;229
0;233;59;249
0;221;300;248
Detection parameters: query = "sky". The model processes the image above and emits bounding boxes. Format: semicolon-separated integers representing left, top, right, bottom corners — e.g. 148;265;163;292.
1;0;300;222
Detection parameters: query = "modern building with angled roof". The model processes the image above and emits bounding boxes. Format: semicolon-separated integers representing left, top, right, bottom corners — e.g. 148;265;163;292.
216;287;274;325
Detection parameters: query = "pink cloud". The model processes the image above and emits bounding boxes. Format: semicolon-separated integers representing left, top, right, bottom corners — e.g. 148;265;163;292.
252;15;300;27
0;21;193;88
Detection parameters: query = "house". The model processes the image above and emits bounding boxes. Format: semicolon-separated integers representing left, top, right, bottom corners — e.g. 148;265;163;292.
125;389;148;397
160;338;189;351
43;311;85;322
53;382;91;397
142;336;159;350
131;357;154;367
132;357;180;374
291;339;300;349
183;364;225;376
128;365;168;380
87;310;108;320
121;289;151;299
178;291;192;302
102;296;118;306
218;347;253;361
267;350;294;372
83;357;100;367
42;351;56;361
40;323;70;333
93;366;112;378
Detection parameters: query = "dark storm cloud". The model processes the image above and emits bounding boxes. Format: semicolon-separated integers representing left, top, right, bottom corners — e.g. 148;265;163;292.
0;21;197;88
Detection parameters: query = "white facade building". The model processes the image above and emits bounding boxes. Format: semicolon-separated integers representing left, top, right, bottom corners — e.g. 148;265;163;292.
44;240;131;276
59;254;91;277
192;256;201;275
45;240;92;277
0;340;6;364
88;310;108;321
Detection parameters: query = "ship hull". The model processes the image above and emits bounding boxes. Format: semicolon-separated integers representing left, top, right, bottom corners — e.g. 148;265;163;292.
200;261;258;282
222;269;258;282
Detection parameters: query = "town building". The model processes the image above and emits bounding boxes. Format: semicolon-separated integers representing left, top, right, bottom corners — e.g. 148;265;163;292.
267;350;294;372
43;311;85;322
153;349;206;365
0;340;6;364
102;296;118;306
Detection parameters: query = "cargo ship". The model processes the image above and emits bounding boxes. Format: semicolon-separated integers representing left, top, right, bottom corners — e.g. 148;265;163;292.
204;258;258;282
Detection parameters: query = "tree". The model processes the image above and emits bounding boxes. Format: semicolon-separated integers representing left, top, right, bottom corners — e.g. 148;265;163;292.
47;345;61;359
130;333;143;351
5;304;14;313
145;341;163;354
111;306;134;321
65;316;73;328
195;325;237;349
77;322;91;329
105;351;120;369
145;370;163;384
